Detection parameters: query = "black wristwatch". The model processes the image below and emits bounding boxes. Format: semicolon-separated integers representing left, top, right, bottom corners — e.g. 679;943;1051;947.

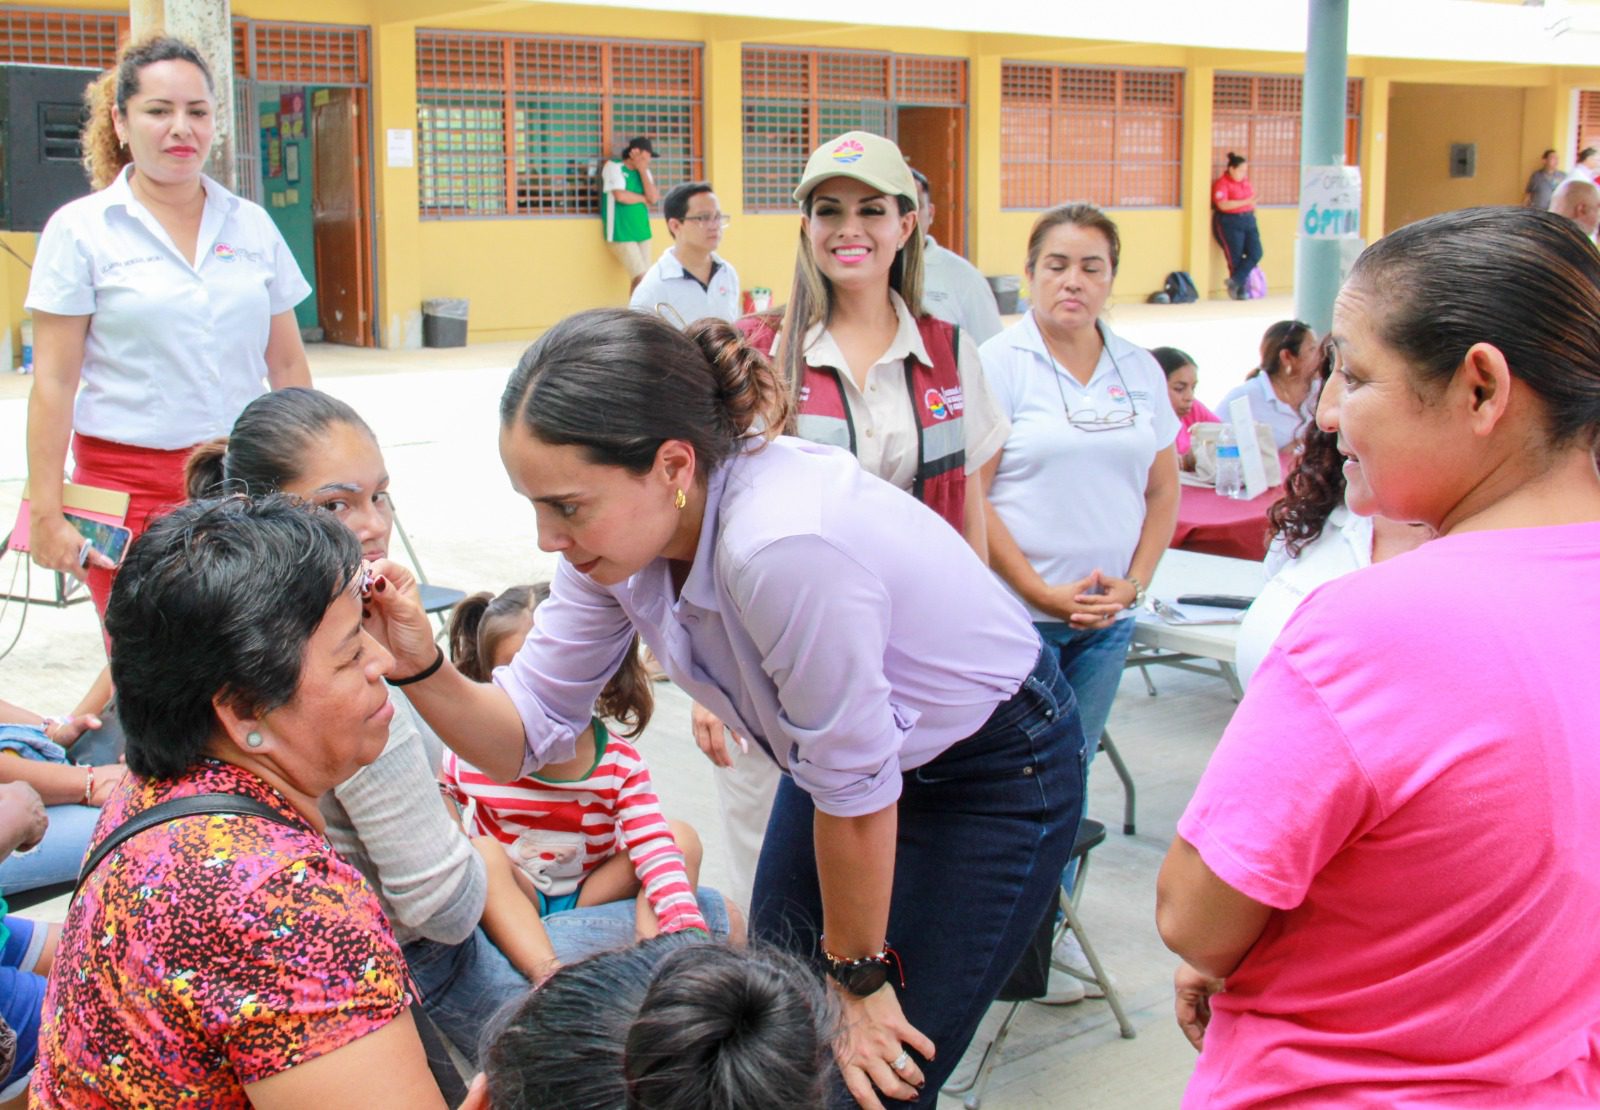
821;940;903;998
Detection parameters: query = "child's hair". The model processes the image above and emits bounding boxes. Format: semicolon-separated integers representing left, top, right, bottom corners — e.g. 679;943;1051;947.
1150;346;1196;377
449;583;653;737
479;934;836;1110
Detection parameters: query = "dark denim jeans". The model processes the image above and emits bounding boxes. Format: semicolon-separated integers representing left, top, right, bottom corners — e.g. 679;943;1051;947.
750;646;1087;1108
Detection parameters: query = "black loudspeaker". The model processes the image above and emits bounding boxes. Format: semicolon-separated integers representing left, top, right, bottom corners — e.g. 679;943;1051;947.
0;64;97;232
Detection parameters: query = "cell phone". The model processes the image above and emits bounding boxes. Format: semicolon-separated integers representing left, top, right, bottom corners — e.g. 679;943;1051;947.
64;512;133;568
1175;594;1255;611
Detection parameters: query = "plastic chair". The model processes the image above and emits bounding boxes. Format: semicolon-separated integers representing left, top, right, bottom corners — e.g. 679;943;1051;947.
389;505;465;638
942;819;1136;1110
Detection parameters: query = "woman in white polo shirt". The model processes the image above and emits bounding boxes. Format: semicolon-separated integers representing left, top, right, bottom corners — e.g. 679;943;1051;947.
25;35;310;619
981;201;1180;815
1217;319;1321;450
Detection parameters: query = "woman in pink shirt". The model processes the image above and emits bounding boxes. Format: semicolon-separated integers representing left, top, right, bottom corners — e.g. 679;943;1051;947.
1152;346;1218;470
1156;206;1600;1106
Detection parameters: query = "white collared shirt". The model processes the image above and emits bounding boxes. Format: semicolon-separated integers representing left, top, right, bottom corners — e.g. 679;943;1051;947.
1236;506;1372;688
921;235;1004;345
26;168;310;450
629;246;740;327
981;312;1179;620
1218;372;1320;451
800;291;1009;490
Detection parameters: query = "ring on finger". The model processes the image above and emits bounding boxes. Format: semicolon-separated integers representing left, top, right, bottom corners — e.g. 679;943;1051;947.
891;1050;912;1073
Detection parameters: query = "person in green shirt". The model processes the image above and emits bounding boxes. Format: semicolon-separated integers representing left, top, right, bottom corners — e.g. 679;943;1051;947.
601;137;660;293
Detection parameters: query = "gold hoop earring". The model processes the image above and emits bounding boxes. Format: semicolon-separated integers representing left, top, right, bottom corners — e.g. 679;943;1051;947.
674;489;687;511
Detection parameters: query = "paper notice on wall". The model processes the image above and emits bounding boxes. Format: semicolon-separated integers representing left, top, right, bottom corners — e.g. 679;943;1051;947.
387;129;415;169
1299;165;1362;239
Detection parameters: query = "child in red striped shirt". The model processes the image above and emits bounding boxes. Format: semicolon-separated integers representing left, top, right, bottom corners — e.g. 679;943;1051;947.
444;584;707;982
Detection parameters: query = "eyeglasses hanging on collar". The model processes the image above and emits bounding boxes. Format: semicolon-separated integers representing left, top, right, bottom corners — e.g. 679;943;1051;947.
1045;330;1138;433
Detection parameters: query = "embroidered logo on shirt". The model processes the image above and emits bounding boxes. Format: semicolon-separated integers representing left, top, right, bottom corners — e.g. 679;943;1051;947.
1107;383;1128;402
831;139;865;164
925;388;950;420
213;243;237;262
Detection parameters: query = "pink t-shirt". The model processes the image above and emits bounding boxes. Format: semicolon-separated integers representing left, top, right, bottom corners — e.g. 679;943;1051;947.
1175;399;1219;457
1178;521;1600;1108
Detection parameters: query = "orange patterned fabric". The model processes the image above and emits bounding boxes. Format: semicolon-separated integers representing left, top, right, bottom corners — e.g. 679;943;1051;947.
32;760;410;1108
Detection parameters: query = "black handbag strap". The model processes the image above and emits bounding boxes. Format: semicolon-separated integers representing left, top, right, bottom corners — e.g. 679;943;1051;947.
74;792;304;902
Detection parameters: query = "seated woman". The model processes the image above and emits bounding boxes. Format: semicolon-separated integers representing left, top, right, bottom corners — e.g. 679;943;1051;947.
1234;342;1432;686
445;584;709;982
0;685;125;896
1217;319;1321;450
466;934;835;1110
1152;346;1218;472
184;388;733;1071
1158;207;1600;1104
31;494;444;1108
0;781;54;1104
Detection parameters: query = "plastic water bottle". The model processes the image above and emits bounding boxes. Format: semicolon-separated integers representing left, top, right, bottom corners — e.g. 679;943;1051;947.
1215;424;1246;499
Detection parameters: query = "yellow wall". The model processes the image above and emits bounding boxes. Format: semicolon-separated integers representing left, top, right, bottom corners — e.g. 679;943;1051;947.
1384;83;1528;233
10;0;1600;354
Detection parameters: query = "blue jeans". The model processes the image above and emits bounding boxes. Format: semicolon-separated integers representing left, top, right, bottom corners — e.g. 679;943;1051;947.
404;889;732;1062
0;804;100;895
1035;618;1135;761
750;647;1086;1107
1037;618;1134;891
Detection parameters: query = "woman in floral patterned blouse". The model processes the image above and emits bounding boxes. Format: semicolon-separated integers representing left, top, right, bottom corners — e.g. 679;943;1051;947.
31;495;445;1109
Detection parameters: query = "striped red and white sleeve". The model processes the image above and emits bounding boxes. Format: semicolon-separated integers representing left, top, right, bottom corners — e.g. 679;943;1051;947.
608;743;708;935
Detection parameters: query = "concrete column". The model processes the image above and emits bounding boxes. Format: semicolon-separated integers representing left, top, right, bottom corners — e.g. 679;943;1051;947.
969;53;1004;278
704;36;743;217
130;0;235;190
371;18;422;349
1359;75;1389;243
1182;64;1216;296
1294;0;1349;333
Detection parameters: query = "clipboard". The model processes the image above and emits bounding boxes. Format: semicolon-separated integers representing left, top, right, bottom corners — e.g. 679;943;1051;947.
7;481;130;554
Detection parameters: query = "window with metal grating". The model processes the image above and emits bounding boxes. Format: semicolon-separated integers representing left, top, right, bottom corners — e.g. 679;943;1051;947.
0;7;124;69
1576;90;1600;161
1211;74;1362;206
416;30;701;219
241;21;368;85
740;46;965;212
1000;62;1182;210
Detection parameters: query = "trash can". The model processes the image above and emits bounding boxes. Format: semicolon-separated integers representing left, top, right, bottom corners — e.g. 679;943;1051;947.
422;298;469;348
987;275;1021;316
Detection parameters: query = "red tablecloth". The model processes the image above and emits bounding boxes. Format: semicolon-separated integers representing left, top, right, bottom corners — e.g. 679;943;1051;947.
1171;484;1279;561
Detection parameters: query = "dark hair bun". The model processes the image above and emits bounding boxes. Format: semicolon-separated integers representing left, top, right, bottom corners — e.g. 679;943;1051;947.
623;942;833;1110
685;318;792;441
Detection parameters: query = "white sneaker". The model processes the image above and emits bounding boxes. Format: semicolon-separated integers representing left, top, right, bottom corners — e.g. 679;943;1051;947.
1037;966;1086;1006
1052;931;1110;999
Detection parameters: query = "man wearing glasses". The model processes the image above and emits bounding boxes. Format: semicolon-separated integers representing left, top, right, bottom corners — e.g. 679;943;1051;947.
629;181;741;326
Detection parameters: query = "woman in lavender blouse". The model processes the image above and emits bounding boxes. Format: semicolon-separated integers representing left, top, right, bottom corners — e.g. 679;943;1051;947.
366;309;1085;1109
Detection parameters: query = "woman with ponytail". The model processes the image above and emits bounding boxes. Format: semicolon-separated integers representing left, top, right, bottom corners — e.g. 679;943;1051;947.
25;34;311;621
363;307;1083;1109
467;935;835;1110
186;389;732;1080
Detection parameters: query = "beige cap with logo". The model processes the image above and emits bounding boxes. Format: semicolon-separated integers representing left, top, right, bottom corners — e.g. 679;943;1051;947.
793;131;917;206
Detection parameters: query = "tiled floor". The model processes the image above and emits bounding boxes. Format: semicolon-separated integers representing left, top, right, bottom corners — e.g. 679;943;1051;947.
0;295;1298;1106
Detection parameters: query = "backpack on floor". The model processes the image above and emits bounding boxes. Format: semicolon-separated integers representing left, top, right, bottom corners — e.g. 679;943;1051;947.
1162;271;1200;304
1245;266;1268;299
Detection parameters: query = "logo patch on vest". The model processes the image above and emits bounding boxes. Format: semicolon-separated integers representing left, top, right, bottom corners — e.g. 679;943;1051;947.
925;388;950;420
831;139;865;164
